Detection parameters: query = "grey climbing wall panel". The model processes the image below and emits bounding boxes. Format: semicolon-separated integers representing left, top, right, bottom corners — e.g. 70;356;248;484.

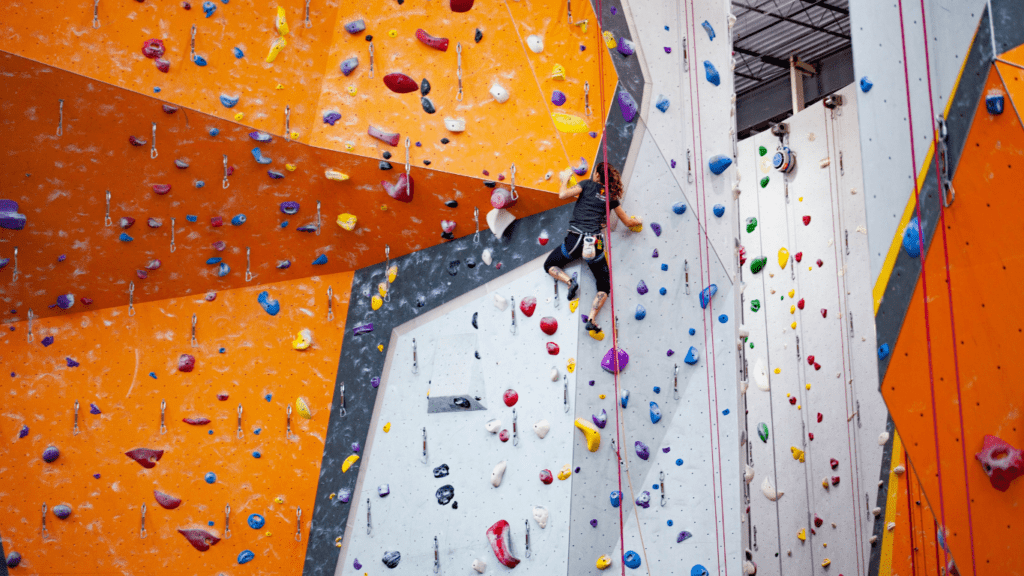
736;84;888;576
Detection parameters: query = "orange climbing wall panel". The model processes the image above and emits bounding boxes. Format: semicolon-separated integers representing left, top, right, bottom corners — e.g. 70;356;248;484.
880;64;1024;575
0;271;352;575
0;52;565;320
888;457;945;576
0;0;616;191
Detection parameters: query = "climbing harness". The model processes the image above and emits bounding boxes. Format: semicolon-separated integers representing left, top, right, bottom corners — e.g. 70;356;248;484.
191;314;198;347
160;399;167;435
73;400;80;436
456;43;464;102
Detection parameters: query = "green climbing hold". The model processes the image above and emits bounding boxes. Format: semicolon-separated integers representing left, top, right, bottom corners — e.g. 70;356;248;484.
760;176;770;188
758;146;767;156
750;342;754;349
750;256;767;274
750;299;760;312
745;217;757;233
758;422;769;443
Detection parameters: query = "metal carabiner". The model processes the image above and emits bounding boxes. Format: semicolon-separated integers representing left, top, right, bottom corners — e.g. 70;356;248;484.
41;503;49;538
327;286;334;321
456;43;464;102
368;42;375;79
191;313;198;347
563;375;570;413
245;247;253;281
553;277;560;308
524;518;532;558
222;154;230;189
412;338;418;374
338;382;347;417
660;470;666;506
473;207;480;244
150;122;158;159
687;149;694;183
105;190;112;226
73;400;80;436
236;404;244;439
286;404;293;438
510;296;517;335
366;498;372;535
57;99;64;136
383;244;392;303
584;81;591;116
434;536;440;574
295;506;302;542
510;164;518;201
673;364;680;400
93;0;100;28
139;503;147;539
170;217;176;253
224;504;232;539
422;427;429;462
512;409;519;446
285;105;291;141
316;200;322;236
160;399;167;434
128;282;136;317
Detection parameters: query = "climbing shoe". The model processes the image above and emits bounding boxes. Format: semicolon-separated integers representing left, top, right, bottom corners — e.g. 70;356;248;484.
585;320;602;334
567;278;579;301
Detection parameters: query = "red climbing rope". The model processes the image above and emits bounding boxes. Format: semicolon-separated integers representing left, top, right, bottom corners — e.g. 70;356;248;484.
895;0;951;571
916;0;978;571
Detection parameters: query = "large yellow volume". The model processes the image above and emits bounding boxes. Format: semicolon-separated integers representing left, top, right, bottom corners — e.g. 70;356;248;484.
574;417;601;452
551;112;589;133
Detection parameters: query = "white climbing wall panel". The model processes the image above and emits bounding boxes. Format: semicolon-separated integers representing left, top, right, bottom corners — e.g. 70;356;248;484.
337;262;580;575
735;84;886;576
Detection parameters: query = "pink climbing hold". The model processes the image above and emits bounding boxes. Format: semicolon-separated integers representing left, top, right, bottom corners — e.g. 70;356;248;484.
142;39;166;59
416;29;450;51
486;520;521;569
503;389;519;407
540;317;558;335
450;0;474;12
177;528;221;552
383;73;419;94
125;448;164;469
154;490;182;509
519;296;537;317
153;184;171;195
368;125;401;146
182;417;211;425
178;354;195;372
490;187;518;210
382;173;414;203
975;434;1024;491
546;342;560;355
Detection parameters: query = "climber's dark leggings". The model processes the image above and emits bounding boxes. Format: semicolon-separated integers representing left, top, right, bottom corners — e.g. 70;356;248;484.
543;230;611;294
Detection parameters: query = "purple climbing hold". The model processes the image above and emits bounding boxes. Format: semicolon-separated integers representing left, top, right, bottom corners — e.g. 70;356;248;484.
0;200;27;230
617;38;635;56
572;156;589;176
249;131;272;142
19;425;28;439
592;409;608;429
666;349;675;357
280;201;300;215
601;347;629;374
353;559;363;570
6;552;22;568
371;377;380;388
651;222;662;237
551;90;566;106
590;519;598;527
52;504;72;519
354;323;374;336
89;403;101;415
637;280;649;295
339;489;352;503
340;57;359;76
699;284;718;309
42;445;60;463
635;491;651;508
618;90;638;122
323;111;342;125
677;531;693;543
662;447;671;453
345;19;366;34
66;357;80;368
352;442;361;452
42;335;54;347
635;441;650;460
53;294;75;310
652;249;659;258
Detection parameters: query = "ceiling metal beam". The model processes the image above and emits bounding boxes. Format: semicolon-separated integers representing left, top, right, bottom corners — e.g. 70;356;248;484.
734;46;790;69
734;0;847;43
734;70;763;82
733;1;850;40
795;0;848;16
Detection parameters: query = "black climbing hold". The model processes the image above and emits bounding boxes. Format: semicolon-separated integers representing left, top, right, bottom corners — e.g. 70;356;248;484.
472;312;478;329
421;97;436;114
441;231;454;240
382;550;401;568
436;485;455;505
382;151;392;159
483;181;496;188
452;397;471;408
448;260;461;275
451;501;458;509
433;464;450;478
465;257;476;268
423;160;432;165
440;137;450;144
416;295;426;307
420;78;431;96
379;161;393;170
445;200;458;208
474;28;483;43
365;34;373;41
474;351;481;359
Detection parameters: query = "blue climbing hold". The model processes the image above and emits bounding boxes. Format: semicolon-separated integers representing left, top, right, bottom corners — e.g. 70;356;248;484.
675;458;683;466
195;181;205;188
312;254;328;266
650;402;662;424
265;394;272;402
699;284;717;309
902;216;921;258
118;232;133;242
257;291;280;316
610;491;622;507
653;386;661;394
193;55;208;66
237;550;255;565
206;257;222;265
252;451;261;458
205;472;216;484
722;408;730;415
186;215;198;223
248;514;265;529
708;155;731;175
661;263;668;271
220;94;239;108
231;214;246;226
691;565;710;576
217;263;230;277
701;20;715;40
202;1;216;16
684;346;699;365
659;287;667;295
878;343;890;360
987;94;1004;115
713;204;725;217
277;260;292;269
689;328;696;336
624;551;642;569
704;60;720;86
232;47;244;58
252;147;271;164
149;372;157;379
860;76;873;92
635;305;646;320
672;201;687;215
620;389;629;409
209;128;220;137
667;519;674;526
718;314;728;323
219;348;226;353
655;95;670;113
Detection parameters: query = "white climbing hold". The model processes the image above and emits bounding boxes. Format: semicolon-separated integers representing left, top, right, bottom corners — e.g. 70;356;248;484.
485;418;502;433
472;559;487;573
743;561;757;575
893;465;905;476
761;477;783;501
491;460;507;487
886;522;896;532
533;420;550;439
444;117;466;132
481;249;493;266
486;208;515;238
869;535;878;544
744;464;755;484
532;506;549;529
527;35;544;53
489;83;510;103
550;367;559;381
493;294;508;311
872;507;881;516
878;431;890;446
754;358;769;391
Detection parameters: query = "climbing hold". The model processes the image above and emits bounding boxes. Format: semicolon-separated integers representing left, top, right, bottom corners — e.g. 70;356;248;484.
6;552;21;569
617;38;636;57
230;214;246;226
382;173;414;203
321;110;342;126
655;94;671;113
684;346;699;365
526;34;544;53
546;342;560;355
791;446;805;463
182;416;211;425
178;528;220;552
444;117;465;132
219;93;240;108
618;90;639;122
672;201;688;215
575;418;601;452
602;347;629;373
976;434;1024;491
178;354;196;373
877;343;890;360
635;441;650;460
757;422;769;443
125;448;164;469
592;409;608;429
540;316;558;335
551;90;567;106
750;256;767;274
486;520;520;568
624;551;642;569
257;291;280;316
539;469;554;484
778;247;790;269
708;155;732;175
384;73;418;93
761;477;783;501
377;483;391;497
520;296;537;317
345;19;365;34
557;464;572;480
489;82;510;103
635;305;646;320
860;76;873;92
237;550;255;565
704;60;720;85
41;445;61;463
620;389;630;408
700;284;717;308
340;57;359;76
610;490;622;507
759;176;770;188
503;389;519;407
416;28;449;51
903;217;921;257
382;551;401;569
266;36;287;62
635;491;651;509
637;280;649;295
342;454;359;472
551;111;588;133
650;402;662;424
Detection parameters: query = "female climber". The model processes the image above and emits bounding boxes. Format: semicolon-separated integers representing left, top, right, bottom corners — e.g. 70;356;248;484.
543;163;641;335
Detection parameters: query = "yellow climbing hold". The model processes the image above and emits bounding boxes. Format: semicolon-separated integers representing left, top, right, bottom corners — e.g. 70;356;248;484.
275;6;290;35
329;493;336;500
806;383;811;390
342;454;359;472
388;265;398;283
292;329;313;351
574;417;601;452
790;305;796;314
551;63;567;80
276;84;285;90
378;282;389;298
788;289;795;298
377;344;384;352
388;29;398;38
274;496;284;504
266;531;273;537
337;213;357;231
627;217;643;233
589;329;605;341
285;164;297;171
295;396;313;419
778;247;789;269
597;555;613;570
371;295;383;311
774;367;781;374
799;196;804;202
383;422;391;433
791;446;805;463
569;299;579;313
821;559;831;568
346;86;357;96
567;358;576;373
234;112;245;121
266;36;287;63
380;204;389;211
603;31;617;49
290;131;299;140
791;321;797;329
823;478;830;488
325;169;349;182
557;464;572;480
599;394;606;399
551;112;589;133
797;528;806;541
335;541;342;548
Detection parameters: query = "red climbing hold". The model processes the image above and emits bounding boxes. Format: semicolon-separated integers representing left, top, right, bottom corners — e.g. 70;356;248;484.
813;515;823;527
808;433;814;441
125;448;164;469
368;125;401;146
794;251;803;263
816;413;823;423
142;39;166;59
154;490;182;509
816;259;823;268
177;528;221;552
807;355;814;366
539;469;554;484
797;298;805;310
155;58;170;73
490;187;518;210
503;389;518;407
182;417;211;425
546;342;560;355
813;362;821;371
499;429;510;442
486;520;521;568
802;215;811;226
831;476;840;486
450;0;474;12
416;29;450;51
382;173;414;203
216;393;229;401
519;296;537;317
540;317;558;335
153;184;171;195
821;308;828;318
178;354;196;373
383;73;419;94
211;216;223;227
830;458;839;470
789;397;797;405
975;434;1024;491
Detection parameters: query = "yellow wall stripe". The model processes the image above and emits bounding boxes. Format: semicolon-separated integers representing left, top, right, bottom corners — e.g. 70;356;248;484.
878;431;904;575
